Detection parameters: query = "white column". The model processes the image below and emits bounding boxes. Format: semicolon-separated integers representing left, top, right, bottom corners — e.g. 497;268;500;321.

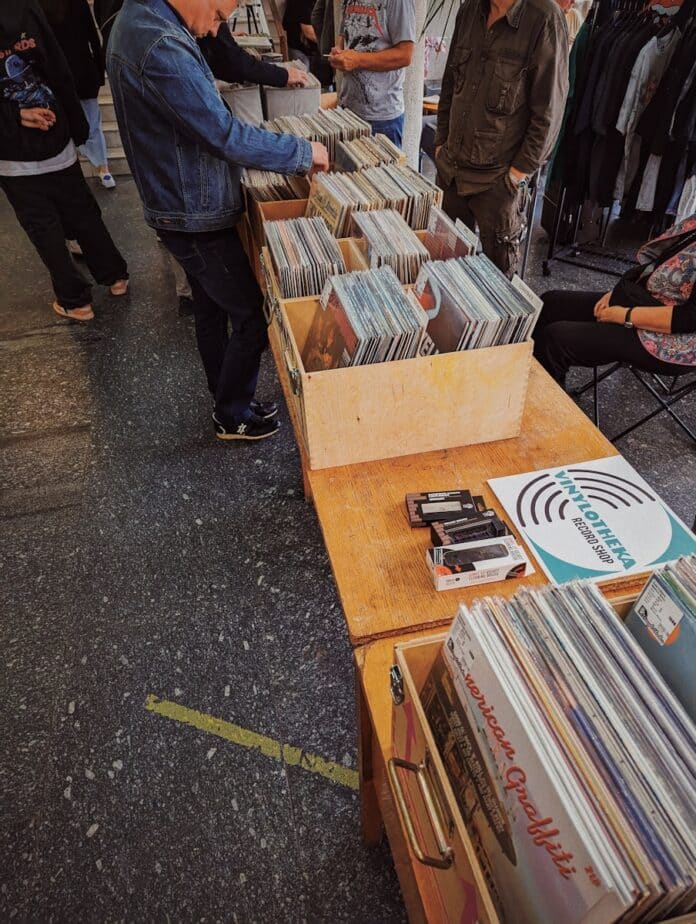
403;0;426;169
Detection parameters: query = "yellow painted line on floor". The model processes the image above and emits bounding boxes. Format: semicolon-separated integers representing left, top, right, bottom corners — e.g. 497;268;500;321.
145;694;359;791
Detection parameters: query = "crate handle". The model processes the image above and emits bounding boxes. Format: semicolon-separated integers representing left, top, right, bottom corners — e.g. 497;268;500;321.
283;350;301;397
262;294;273;326
388;757;454;870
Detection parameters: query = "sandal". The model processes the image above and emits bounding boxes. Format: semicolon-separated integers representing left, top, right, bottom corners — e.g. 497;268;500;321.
110;279;129;296
53;301;94;322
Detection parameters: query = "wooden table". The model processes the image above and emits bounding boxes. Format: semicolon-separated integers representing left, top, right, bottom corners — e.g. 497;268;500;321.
258;243;650;922
306;360;621;645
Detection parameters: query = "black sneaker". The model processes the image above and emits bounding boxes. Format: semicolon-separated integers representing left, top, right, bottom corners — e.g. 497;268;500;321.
249;399;278;420
213;411;279;441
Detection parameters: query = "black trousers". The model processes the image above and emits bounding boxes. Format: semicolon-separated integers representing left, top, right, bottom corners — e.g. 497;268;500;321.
158;226;267;423
534;290;687;385
0;161;127;310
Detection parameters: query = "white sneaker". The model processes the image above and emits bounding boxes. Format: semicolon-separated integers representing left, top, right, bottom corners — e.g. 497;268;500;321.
99;172;116;189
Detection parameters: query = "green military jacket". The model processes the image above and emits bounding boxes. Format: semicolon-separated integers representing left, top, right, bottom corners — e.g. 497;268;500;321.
435;0;569;194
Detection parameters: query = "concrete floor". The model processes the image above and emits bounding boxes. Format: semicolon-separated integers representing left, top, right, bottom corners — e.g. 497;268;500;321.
0;177;693;923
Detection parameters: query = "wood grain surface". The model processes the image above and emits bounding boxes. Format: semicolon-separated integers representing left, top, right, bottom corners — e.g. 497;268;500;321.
309;361;619;645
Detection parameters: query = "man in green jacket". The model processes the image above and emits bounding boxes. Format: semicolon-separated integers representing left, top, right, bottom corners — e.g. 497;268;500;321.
435;0;569;276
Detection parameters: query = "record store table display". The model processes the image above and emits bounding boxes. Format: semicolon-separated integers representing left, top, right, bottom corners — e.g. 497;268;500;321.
258;212;540;471
240;178;696;924
302;364;693;924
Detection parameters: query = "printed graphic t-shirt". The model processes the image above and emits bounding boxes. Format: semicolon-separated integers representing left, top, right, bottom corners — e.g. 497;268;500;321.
338;0;416;122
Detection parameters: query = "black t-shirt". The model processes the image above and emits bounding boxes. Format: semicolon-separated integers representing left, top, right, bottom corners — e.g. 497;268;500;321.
283;0;316;53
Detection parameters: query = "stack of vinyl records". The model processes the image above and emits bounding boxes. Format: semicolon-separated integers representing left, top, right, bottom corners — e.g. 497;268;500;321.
413;255;541;352
351;209;430;284
264;217;346;299
261;107;371;162
334;133;404;172
625;556;696;720
307;164;443;237
423;206;479;260
241;169;308;202
301;266;431;372
425;578;696;924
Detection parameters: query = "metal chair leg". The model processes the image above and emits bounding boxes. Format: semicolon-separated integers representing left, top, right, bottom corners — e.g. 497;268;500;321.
611;371;696;444
592;366;599;427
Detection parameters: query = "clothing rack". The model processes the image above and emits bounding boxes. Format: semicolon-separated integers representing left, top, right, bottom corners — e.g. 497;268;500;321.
542;0;694;277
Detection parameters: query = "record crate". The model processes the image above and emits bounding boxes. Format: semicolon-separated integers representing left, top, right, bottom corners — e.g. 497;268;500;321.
246;195;309;251
265;284;533;470
386;605;681;924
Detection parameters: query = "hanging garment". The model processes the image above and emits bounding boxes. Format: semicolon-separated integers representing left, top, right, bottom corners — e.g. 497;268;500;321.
614;28;682;202
587;19;657;205
676;176;696;222
636;58;696;212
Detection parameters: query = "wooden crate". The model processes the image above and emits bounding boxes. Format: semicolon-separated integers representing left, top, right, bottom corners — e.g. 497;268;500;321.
391;634;501;924
260;237;367;318
387;618;679;924
260;233;534;471
273;294;533;470
246;196;308;250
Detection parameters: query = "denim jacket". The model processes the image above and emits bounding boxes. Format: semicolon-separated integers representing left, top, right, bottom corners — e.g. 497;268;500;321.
106;0;313;232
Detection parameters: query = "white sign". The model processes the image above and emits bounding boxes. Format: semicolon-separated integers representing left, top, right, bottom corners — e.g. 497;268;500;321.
489;456;696;584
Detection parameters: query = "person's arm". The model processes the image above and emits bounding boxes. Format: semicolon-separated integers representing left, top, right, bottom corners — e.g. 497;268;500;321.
311;0;330;53
82;0;106;87
0;99;47;148
199;24;289;87
143;34;320;175
329;41;414;73
434;6;466;152
31;5;89;144
300;22;318;45
510;11;570;180
595;296;696;334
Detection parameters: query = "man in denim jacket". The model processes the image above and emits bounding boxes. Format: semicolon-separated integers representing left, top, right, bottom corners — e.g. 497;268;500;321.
107;0;329;441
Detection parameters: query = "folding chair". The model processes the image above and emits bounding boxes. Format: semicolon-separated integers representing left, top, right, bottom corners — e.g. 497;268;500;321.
571;364;696;444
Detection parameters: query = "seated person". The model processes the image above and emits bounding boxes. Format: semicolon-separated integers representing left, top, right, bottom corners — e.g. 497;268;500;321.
534;215;696;386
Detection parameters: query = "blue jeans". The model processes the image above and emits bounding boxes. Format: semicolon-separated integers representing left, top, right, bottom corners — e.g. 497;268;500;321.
159;226;267;422
367;113;405;149
79;98;109;168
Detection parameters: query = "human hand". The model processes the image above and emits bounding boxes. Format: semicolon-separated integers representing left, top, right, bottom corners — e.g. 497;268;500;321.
20;107;55;131
286;66;309;87
309;142;330;175
596;305;628;324
593;291;612;318
328;48;362;72
508;166;527;187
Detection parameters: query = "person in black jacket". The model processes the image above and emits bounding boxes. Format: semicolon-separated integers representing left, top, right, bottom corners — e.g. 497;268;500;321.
41;0;115;188
199;20;309;89
92;0;121;46
0;0;128;321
